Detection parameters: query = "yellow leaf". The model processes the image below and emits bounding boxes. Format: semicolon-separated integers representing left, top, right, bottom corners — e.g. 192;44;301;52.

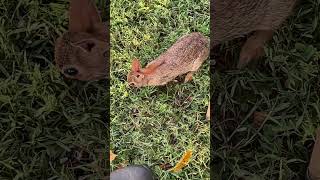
110;150;117;162
169;149;192;173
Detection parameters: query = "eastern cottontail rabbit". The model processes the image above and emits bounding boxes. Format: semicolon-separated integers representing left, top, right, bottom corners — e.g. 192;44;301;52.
54;0;108;81
211;0;297;68
127;32;209;88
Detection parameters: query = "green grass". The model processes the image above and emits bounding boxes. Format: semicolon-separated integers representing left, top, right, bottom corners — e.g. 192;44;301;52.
3;0;317;179
0;0;108;179
212;0;320;179
110;0;210;179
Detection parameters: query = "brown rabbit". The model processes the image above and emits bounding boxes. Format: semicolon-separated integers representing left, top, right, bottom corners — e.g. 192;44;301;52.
211;0;297;68
127;32;209;88
127;32;210;119
54;0;108;81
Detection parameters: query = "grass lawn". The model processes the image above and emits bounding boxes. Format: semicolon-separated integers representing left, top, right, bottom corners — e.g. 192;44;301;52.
0;0;108;179
212;0;320;179
110;0;210;179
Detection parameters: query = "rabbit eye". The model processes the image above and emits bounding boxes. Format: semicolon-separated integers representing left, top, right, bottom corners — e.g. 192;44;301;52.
83;42;95;52
129;82;135;86
136;74;141;78
64;67;78;76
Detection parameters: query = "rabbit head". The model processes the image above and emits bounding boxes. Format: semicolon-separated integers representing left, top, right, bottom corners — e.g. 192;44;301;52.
127;59;147;88
54;0;108;81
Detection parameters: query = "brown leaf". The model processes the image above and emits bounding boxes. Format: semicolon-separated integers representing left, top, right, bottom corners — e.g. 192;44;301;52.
116;160;129;170
159;163;173;170
110;150;117;162
169;149;193;173
187;96;193;101
116;164;125;170
253;111;268;129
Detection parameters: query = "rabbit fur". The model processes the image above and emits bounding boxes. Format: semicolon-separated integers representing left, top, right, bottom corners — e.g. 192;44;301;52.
211;0;297;68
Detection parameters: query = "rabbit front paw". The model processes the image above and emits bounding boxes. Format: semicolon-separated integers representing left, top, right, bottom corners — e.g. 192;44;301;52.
238;43;265;69
237;30;274;69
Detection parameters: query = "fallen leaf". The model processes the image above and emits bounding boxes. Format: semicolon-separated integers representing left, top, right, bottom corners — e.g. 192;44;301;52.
110;150;117;162
253;111;268;129
169;149;192;173
187;96;192;101
117;160;129;169
159;163;173;170
116;164;124;170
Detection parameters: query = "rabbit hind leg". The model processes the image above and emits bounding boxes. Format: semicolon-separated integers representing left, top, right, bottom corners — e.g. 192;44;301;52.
237;30;274;69
184;62;201;83
184;53;208;83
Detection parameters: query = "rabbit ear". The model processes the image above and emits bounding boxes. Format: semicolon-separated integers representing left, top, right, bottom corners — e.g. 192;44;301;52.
131;59;141;72
68;0;102;33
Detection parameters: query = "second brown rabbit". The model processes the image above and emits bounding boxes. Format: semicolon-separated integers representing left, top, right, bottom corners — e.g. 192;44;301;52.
127;32;209;88
54;0;108;81
211;0;297;68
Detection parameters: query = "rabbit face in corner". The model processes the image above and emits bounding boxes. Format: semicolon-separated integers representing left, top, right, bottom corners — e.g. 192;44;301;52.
54;0;108;81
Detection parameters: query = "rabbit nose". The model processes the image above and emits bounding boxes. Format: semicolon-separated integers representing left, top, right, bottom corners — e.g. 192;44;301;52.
64;67;78;76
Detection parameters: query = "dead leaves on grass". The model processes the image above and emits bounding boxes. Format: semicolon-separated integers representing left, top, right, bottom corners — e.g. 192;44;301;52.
159;163;173;170
168;149;193;173
253;111;268;129
110;150;117;162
